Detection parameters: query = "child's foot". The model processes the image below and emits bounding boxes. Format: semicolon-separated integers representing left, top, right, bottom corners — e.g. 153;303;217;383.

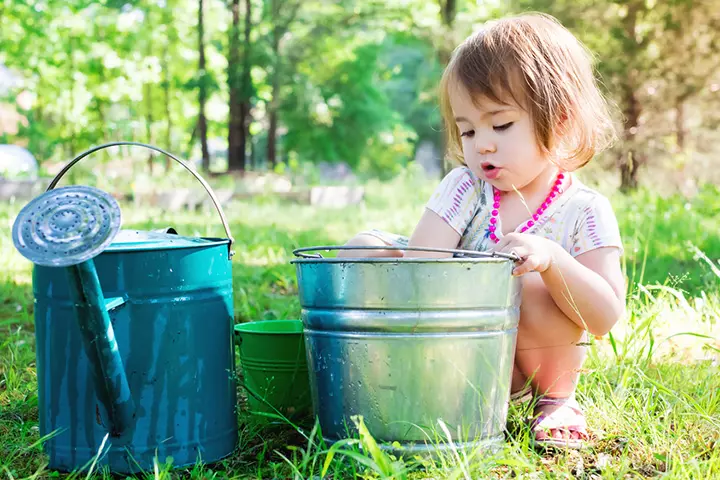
530;396;589;450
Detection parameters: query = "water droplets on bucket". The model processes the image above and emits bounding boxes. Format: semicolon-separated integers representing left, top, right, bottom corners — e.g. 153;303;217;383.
292;245;522;455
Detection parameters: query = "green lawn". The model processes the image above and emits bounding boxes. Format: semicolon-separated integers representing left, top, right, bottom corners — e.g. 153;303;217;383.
1;171;718;478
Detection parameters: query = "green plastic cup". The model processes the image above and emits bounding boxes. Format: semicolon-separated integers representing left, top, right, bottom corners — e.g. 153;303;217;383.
234;320;312;418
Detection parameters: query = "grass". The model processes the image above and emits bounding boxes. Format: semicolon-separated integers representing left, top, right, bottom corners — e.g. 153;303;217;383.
0;168;718;478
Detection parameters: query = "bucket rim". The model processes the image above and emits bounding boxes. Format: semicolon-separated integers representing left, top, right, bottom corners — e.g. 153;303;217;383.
234;319;303;335
291;256;511;265
292;245;519;263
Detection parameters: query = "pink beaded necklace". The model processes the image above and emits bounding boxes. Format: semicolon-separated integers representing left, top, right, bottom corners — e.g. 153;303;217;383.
488;172;566;243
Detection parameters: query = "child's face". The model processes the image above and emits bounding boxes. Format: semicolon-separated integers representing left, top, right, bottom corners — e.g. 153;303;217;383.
449;83;554;191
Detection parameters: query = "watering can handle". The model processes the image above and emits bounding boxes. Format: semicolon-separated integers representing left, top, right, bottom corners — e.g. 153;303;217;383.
46;141;235;257
292;245;521;262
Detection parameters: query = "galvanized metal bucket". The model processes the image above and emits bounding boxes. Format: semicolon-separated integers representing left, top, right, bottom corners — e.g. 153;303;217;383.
14;142;238;473
292;246;521;455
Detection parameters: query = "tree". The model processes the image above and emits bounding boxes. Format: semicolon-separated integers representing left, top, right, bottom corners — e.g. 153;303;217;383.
227;0;243;172
227;0;253;172
650;0;720;153
3;0;719;188
161;2;179;171
265;0;301;168
612;0;652;191
198;0;210;172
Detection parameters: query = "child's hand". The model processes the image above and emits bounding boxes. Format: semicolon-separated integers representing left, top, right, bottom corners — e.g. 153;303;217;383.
494;233;558;276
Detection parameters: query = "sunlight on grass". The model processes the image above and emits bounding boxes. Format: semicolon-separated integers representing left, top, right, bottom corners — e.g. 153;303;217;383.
0;174;718;478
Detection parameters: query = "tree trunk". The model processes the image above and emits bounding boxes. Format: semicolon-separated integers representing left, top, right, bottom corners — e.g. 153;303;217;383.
68;45;76;156
618;2;642;192
267;2;281;169
619;152;639;191
250;132;257;169
198;0;210;172
227;0;243;172
239;0;253;170
440;0;456;26
437;0;457;65
228;0;252;172
619;82;641;192
162;29;173;171
96;50;110;164
97;103;109;163
144;82;154;174
437;0;458;176
267;105;278;169
675;98;685;152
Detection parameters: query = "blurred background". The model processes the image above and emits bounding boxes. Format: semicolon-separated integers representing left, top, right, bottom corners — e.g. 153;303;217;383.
0;0;719;195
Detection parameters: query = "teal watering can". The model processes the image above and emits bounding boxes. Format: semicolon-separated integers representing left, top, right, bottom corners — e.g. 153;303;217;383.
12;142;238;473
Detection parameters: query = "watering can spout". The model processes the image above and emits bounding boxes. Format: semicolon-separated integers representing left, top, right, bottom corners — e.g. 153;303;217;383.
68;261;135;438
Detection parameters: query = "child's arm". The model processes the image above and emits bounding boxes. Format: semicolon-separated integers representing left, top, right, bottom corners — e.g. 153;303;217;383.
404;167;480;258
496;234;625;336
539;243;625;336
405;210;462;258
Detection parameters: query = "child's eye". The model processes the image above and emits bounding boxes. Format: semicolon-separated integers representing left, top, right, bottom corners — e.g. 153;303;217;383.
494;122;513;132
460;130;475;138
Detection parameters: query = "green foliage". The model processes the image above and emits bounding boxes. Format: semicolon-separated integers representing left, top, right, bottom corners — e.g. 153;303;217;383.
357;123;417;180
616;183;720;294
377;33;443;146
2;0;720;184
281;43;400;168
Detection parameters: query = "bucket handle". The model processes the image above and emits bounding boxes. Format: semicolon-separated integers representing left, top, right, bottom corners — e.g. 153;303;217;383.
46;141;235;257
292;245;521;262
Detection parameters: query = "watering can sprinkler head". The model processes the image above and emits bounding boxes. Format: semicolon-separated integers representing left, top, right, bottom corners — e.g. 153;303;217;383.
12;185;122;267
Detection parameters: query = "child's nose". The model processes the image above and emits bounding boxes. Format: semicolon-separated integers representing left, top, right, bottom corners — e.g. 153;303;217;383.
474;133;496;154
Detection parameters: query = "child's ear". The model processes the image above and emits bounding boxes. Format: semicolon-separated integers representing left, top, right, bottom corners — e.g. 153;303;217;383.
555;110;570;140
557;110;569;130
549;110;571;155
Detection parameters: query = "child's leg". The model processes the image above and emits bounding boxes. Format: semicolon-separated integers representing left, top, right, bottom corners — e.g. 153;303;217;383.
513;272;589;442
337;233;404;258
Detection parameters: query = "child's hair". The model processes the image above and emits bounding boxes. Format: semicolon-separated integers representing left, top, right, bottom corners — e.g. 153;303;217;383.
439;13;616;170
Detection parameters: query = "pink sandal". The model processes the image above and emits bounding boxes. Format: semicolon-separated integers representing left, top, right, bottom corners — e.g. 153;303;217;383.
530;396;589;450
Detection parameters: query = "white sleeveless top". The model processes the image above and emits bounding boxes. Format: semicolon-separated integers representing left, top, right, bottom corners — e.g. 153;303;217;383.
423;167;623;257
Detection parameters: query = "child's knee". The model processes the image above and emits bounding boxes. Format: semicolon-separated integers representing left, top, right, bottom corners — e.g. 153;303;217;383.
518;274;584;343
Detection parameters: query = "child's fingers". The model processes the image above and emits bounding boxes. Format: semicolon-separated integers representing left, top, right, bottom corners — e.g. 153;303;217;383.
512;261;531;276
499;244;529;262
512;254;540;276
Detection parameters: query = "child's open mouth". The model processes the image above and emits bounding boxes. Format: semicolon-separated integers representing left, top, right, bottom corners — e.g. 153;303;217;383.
481;163;501;179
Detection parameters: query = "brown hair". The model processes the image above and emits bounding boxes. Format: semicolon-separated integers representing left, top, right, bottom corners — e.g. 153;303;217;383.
439;13;616;170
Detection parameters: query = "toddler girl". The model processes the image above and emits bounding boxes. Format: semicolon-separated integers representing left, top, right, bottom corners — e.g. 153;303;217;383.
339;13;626;449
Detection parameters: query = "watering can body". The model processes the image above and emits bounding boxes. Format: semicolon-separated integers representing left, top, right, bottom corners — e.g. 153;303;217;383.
13;142;241;473
33;230;237;472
